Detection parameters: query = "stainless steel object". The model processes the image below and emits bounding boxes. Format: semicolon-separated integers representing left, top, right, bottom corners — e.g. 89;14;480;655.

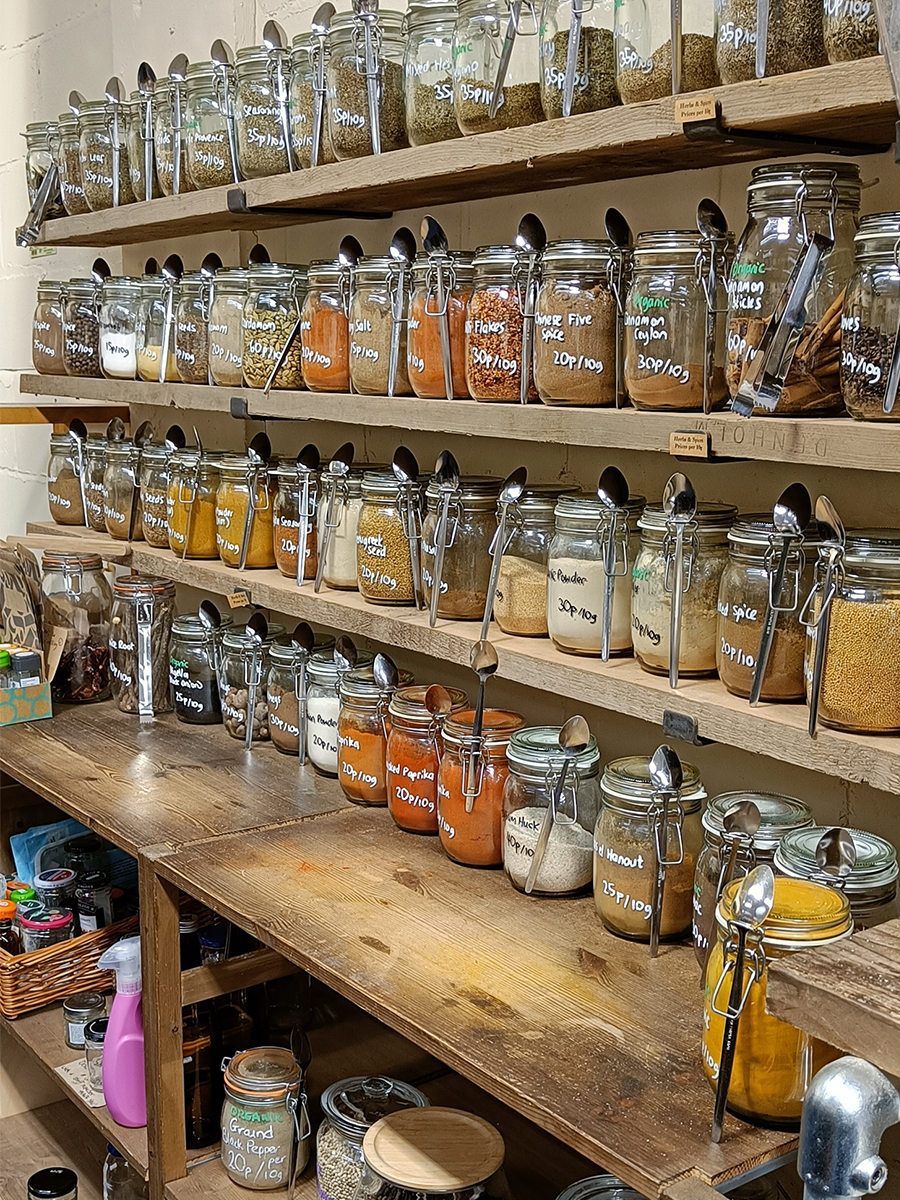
421;215;454;400
290;622;316;764
515;213;546;404
604;207;633;409
238;432;272;571
696;198;729;414
67;418;90;527
104;77;125;207
647;744;684;958
392;446;425;610
137;62;157;201
167;54;189;195
388;227;416;397
489;0;523;119
524;715;590;895
158;253;183;385
314;441;354;593
352;0;382;154
428;450;461;628
310;4;336;168
263;20;295;173
210;39;241;183
128;420;155;543
464;639;499;811
295;444;320;588
480;467;527;640
562;0;585;117
243;612;268;752
596;466;629;662
661;472;697;690
800;496;846;738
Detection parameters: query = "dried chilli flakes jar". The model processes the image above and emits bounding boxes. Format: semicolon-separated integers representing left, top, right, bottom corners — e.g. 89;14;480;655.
185;61;238;190
234;44;293;179
221;1046;310;1190
493;484;577;637
422;476;501;619
139;444;172;548
301;261;351;392
266;636;335;754
125;91;161;202
319;463;370;589
99;276;141;380
271;463;319;581
386;684;468;833
154;89;197;196
841;211;900;421
702;876;851;1129
168;449;220;558
774;826;900;931
614;0;719;103
539;0;618;119
357;471;417;604
47;432;85;527
408;251;473;398
62;278;102;378
84;436;108;532
170;612;234;725
594;754;705;940
110;575;176;715
466;244;536;402
350;257;413;396
504;725;601;896
326;11;409;160
54;111;91;216
453;0;543;134
103;441;143;541
243;264;306;390
41;551;112;703
220;623;287;742
404;0;461;146
78;100;135;210
175;271;211;385
32;281;66;375
631;502;736;677
215;454;276;569
338;664;415;804
693;792;813;964
209;268;248;387
726;163;861;416
307;649;375;776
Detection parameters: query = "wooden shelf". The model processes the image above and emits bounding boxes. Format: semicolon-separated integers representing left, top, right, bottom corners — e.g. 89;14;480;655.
32;59;897;248
20;374;900;473
0;1100;109;1200
25;523;900;794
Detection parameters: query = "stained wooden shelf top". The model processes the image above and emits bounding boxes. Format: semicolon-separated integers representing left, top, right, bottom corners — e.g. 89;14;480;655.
20;375;900;473
26;523;900;794
30;59;897;249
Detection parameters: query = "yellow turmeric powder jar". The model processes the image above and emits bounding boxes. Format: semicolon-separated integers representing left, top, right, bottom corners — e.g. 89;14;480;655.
167;450;219;559
215;454;276;569
701;875;852;1130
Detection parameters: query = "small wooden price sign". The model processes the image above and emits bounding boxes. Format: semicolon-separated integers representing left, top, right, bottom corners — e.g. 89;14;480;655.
674;93;717;124
669;430;712;459
226;590;251;609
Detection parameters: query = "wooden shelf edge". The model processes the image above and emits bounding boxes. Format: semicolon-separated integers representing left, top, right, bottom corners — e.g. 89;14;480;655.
0;1101;110;1200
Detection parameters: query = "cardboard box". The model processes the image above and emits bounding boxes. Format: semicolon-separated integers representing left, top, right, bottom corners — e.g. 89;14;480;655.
0;681;52;726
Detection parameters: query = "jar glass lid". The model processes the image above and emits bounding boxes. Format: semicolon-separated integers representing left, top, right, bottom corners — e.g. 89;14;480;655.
638;502;736;532
556;1177;648;1200
601;755;704;804
308;648;375;682
701;792;814;851
507;725;600;774
473;244;518;267
113;575;176;598
541;239;616;266
339;664;414;702
441;708;525;747
774;827;899;892
269;636;335;666
554;492;646;521
424;476;501;503
21;907;74;930
363;1107;504;1191
172;613;235;641
727;515;823;549
841;528;900;572
388;684;468;723
225;1046;303;1100
320;1075;430;1142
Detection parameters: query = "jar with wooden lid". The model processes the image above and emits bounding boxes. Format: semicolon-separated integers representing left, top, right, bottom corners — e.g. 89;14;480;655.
209;269;249;387
47;432;85;526
83;437;108;532
99;276;141;380
221;1046;309;1189
357;471;417;604
289;37;337;168
271;464;319;580
266;636;336;754
168;450;220;559
103;442;142;541
350;256;413;395
452;0;543;134
55;111;90;215
110;575;176;715
326;11;409;159
32;281;66;375
243;264;306;390
306;649;375;776
774;826;900;930
301;261;351;392
404;0;461;146
220;623;287;742
62;278;102;378
184;61;237;190
840;211;900;421
422;476;502;619
338;664;415;805
175;271;211;385
139;444;171;547
693;792;813;964
386;684;468;833
465;246;536;402
702;876;852;1129
318;462;370;588
234;44;293;179
594;754;705;940
41;551;112;703
215;454;276;569
408;251;473;398
170;612;234;725
492;484;577;636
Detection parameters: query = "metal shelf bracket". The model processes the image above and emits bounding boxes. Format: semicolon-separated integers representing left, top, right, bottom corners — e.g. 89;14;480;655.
230;396;308;422
683;103;892;157
227;186;390;223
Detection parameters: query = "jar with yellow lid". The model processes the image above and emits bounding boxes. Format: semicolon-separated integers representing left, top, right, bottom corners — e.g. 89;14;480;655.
167;450;220;559
701;875;852;1129
215;455;276;569
221;1046;309;1189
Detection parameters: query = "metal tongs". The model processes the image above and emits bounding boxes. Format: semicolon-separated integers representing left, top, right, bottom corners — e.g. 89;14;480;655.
661;472;698;690
798;496;846;739
314;441;355;592
264;269;305;394
352;0;383;155
480;468;528;640
167;55;189;195
604;208;633;408
263;21;295;172
696;199;730;414
392;447;425;610
428;450;461;628
210;40;241;183
421;215;456;400
238;432;273;571
647;745;685;958
596;466;630;662
16;159;60;246
514;214;546;404
310;4;336;168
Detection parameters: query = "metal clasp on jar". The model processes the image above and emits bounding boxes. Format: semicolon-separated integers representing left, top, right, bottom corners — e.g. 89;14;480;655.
543;758;579;826
710;923;766;1020
60;559;85;598
351;12;384;78
460;734;488;800
798;545;845;631
597;509;630;579
764;533;805;611
424;257;458;317
795;169;838;248
662;521;699;594
650;796;685;868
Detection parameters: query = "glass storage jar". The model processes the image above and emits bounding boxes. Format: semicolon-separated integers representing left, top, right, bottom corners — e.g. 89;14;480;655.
20;908;75;953
22;121;65;219
438;709;525;866
84;436;108;532
350;257;413;395
234;44;293;179
170;612;233;725
209;268;249;387
318;461;369;589
216;454;276;569
465;245;536;401
533;240;618;406
408;251;473;398
386;684;468;833
221;1046;309;1190
78;100;134;209
220;622;287;742
715;0;826;82
110;575;176;715
63;993;106;1050
175;271;211;385
74;872;113;932
539;0;618;118
99;276;141;380
125;90;161;202
185;61;238;190
326;11;409;159
693;792;813;963
726;163;861;416
243;264;306;390
306;648;375;775
290;38;337;168
556;1177;648;1200
47;432;85;526
154;88;196;196
168;449;220;558
421;476;501;619
338;664;414;805
614;0;719;102
404;0;461;146
357;471;417;604
32;868;78;914
840;211;900;421
103;441;142;541
271;464;319;581
624;230;733;411
503;725;600;895
54;112;90;216
716;515;820;700
139;444;172;547
824;0;880;60
548;492;644;657
267;636;335;754
84;1018;107;1093
594;754;705;939
63;278;102;378
493;484;576;635
774;826;900;930
41;551;112;703
301;261;352;391
631;501;736;676
137;276;180;381
317;1077;429;1200
702;876;852;1128
33;281;66;375
453;0;543;134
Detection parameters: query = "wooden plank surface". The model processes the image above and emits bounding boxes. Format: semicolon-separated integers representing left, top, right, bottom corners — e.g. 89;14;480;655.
19;374;900;473
767;918;900;1078
151;807;797;1198
0;1100;108;1200
181;947;297;1008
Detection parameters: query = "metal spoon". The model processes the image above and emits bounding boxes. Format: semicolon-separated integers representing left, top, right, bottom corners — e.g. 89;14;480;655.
309;3;336;168
339;236;364;268
699;799;763;980
480;467;527;640
647;744;683;958
128;420;155;543
805;496;846;738
750;482;811;706
662;473;697;690
392;446;424;610
670;0;683;94
373;652;399;693
315;441;354;592
263;21;294;172
164;424;186;452
524;715;590;895
198;599;223;688
696;199;729;414
243;612;268;752
239;432;272;570
107;416;126;442
167;54;189;195
248;242;271;266
333;635;358;676
489;0;523;120
425;684;453;719
464;639;499;812
105;77;125;208
91;258;111;285
815;827;857;885
420;215;455;400
290;622;316;765
596;466;629;662
428;450;461;628
211;40;241;183
388;227;416;397
883;243;900;416
137;63;157;202
159;253;183;384
605;208;633;409
144;257;159;275
68;91;87;118
515;214;547;405
295;444;320;588
352;0;382;154
562;0;585;117
68;418;89;527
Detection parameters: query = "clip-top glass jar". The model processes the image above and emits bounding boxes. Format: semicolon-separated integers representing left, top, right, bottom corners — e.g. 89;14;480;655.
220;622;287;742
774;826;900;930
350;257;414;395
155;89;196;196
221;1046;309;1190
614;0;719;102
408;251;473;398
216;453;276;569
301;261;352;392
103;441;142;541
47;432;85;526
78;100;134;210
63;278;102;378
55;112;90;216
22;121;65;219
21;908;76;954
125;90;161;203
386;684;468;833
306;649;376;776
422;476;502;619
209;268;249;387
234;44;293;179
824;0;880;61
84;436;108;532
185;60;238;190
539;0;618;118
110;575;176;715
357;471;418;605
99;276;141;380
326;11;409;159
140;444;172;547
404;0;462;146
243;264;306;390
338;664;415;805
137;275;180;381
840;212;900;422
290;37;337;168
453;0;544;134
33;281;66;375
465;245;536;402
168;449;220;559
318;462;371;589
170;612;233;725
492;484;576;636
715;0;826;82
41;551;112;703
63;992;106;1050
266;636;335;754
271;463;319;581
175;271;211;385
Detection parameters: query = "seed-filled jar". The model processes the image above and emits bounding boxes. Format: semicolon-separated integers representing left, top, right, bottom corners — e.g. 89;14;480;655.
533;240;618;406
174;271;211;384
350;257;414;395
78;100;134;209
271;464;319;581
63;992;106;1050
32;281;66;375
216;453;276;569
209;268;248;387
631;502;736;677
41;551;112;703
63;278;102;378
137;276;180;381
301;261;352;392
715;0;826;82
110;575;176;715
702;877;852;1128
386;684;468;833
20;908;76;954
221;1046;310;1190
318;462;371;589
453;0;543;133
168;449;220;558
139;445;172;548
548;492;644;657
614;0;719;102
99;276;141;380
103;442;142;541
306;649;375;776
693;792;813;963
404;0;461;146
539;0;618;118
594;754;705;939
185;61;238;190
408;251;473;398
357;471;417;604
221;622;287;742
841;212;900;421
289;38;338;168
154;89;196;196
243;264;306;390
55;112;90;216
234;44;293;179
824;0;880;60
326;11;409;159
504;726;601;895
421;476;501;619
267;636;336;754
338;664;415;804
726;163;861;416
774;826;900;930
125;91;161;202
466;245;536;402
494;485;576;636
170;612;234;725
47;432;85;526
84;437;108;532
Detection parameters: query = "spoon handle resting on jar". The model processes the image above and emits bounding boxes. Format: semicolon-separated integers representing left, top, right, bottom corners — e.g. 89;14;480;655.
524;758;571;894
881;298;900;416
489;0;521;120
562;0;583;118
297;474;312;589
754;0;769;77
109;106;121;208
649;790;671;957
436;269;454;400
600;517;617;662
711;923;747;1143
749;536;793;706
245;649;259;751
519;262;537;405
670;0;682;94
159;281;176;385
171;84;183;195
142;96;154;202
314;482;339;593
238;474;258;572
402;491;425;611
806;550;840;738
361;19;382;155
387;272;405;397
668;523;686;690
429;493;453;628
311;47;328;168
296;659;309;765
480;508;510;641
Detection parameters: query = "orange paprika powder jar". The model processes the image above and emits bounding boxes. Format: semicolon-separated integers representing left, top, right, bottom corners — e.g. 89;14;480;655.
300;261;351;392
338;663;414;805
437;709;525;867
407;252;473;399
386;684;468;834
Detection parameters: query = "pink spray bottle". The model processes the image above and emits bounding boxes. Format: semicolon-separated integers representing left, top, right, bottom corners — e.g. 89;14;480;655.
96;936;147;1128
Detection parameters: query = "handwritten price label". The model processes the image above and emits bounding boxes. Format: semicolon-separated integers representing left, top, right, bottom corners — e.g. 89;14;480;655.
226;590;251;609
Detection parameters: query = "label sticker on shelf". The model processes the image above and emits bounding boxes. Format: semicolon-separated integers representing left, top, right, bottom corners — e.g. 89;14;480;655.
669;430;711;458
226;590;251;609
55;1058;106;1108
30;245;57;259
674;94;717;124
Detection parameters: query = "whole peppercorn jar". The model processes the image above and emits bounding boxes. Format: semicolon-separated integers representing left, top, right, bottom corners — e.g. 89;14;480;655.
301;261;352;392
840;212;900;421
103;441;143;541
168;449;220;558
726;163;861;416
306;649;375;776
493;484;577;636
408;251;473;398
154;89;196;196
266;635;335;754
170;612;234;725
220;622;287;742
139;444;172;547
547;492;644;657
137;275;180;381
631;502;736;677
41;551;112;703
386;684;468;833
84;436;108;532
110;575;176;715
465;245;536;402
78;100;135;210
702;876;852;1129
99;276;141;380
125;90;162;202
350;257;414;396
184;61;238;190
338;664;414;804
503;725;601;896
715;0;827;83
326;11;409;160
453;0;543;134
62;278;102;378
271;464;319;581
404;0;462;147
54;111;91;216
209;268;249;387
234;44;293;180
175;271;211;385
693;792;813;964
221;1046;310;1190
614;0;719;103
215;453;276;569
539;0;619;119
243;264;306;390
32;281;66;375
357;471;418;604
290;37;337;168
47;432;85;526
594;754;705;940
422;476;502;619
824;0;880;61
774;826;900;930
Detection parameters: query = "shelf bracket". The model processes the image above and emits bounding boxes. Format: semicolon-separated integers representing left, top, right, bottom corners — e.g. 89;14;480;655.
682;103;892;157
230;396;308;422
662;710;715;747
227;187;390;223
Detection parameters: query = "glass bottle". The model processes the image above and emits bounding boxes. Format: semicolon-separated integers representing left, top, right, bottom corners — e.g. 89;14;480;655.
138;445;172;548
492;484;576;636
271;464;319;580
349;257;414;396
84;436;108;532
170;612;233;725
185;61;238;190
99;277;142;380
103;1145;147;1200
0;900;21;956
183;1004;219;1150
22;121;65;219
840;211;900;421
267;636;335;754
715;0;827;82
103;442;143;541
357;471;418;604
301;261;351;392
62;278;102;378
453;0;543;134
774;826;900;930
338;664;414;804
32;281;66;375
243;264;306;390
41;551;112;703
47;432;85;526
125;91;161;202
54;111;91;216
539;0;618;118
209;269;249;387
465;245;537;401
234;45;293;179
386;684;468;833
326;11;409;159
109;576;176;715
614;0;720;102
318;463;369;589
404;0;462;146
78;100;135;210
306;649;375;776
215;453;276;569
290;37;337;168
221;1046;310;1189
421;476;501;619
175;271;211;385
137;276;179;381
408;251;473;398
168;449;220;559
154;90;196;196
220;622;287;742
